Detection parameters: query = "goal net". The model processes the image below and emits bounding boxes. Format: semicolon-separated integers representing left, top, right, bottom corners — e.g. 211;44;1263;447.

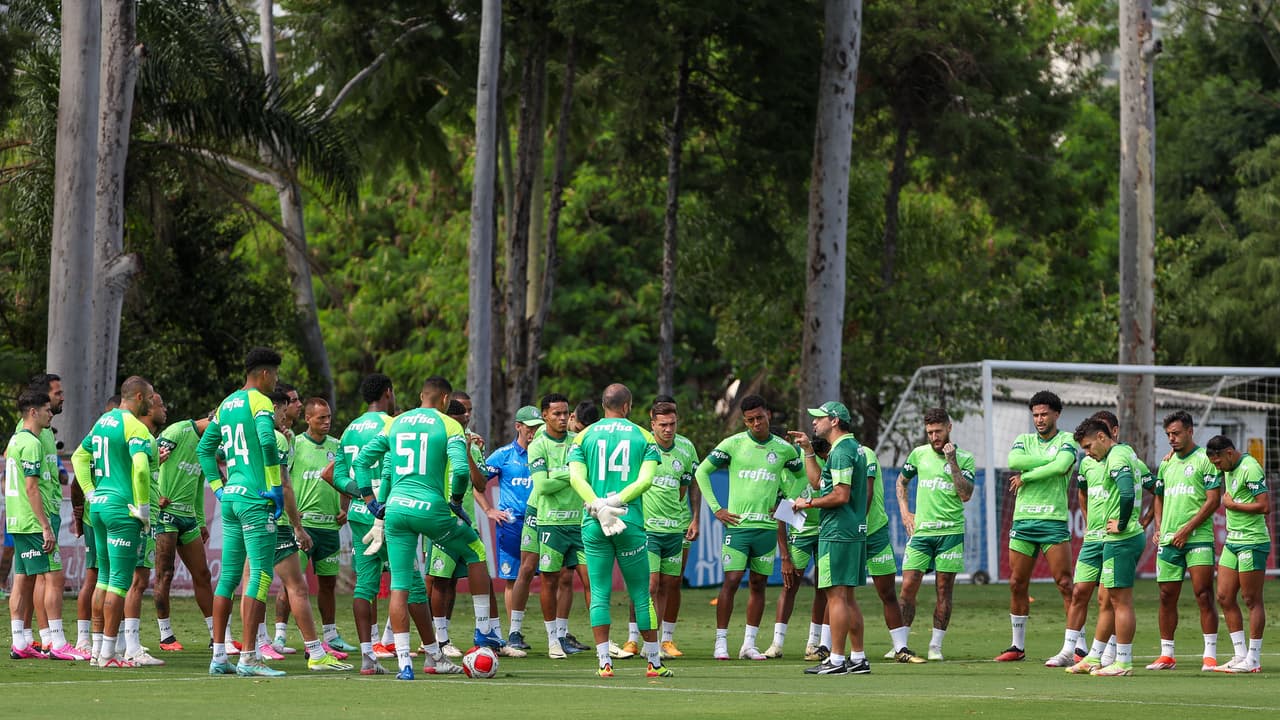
875;361;1280;582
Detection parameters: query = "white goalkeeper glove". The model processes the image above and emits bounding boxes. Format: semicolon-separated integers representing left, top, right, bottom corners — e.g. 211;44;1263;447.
128;503;150;531
597;505;626;536
362;518;385;556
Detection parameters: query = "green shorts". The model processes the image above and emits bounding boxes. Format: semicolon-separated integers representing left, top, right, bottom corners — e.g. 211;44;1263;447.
904;533;964;574
1009;519;1070;558
385;497;485;593
1073;541;1104;584
302;527;342;576
865;526;896;577
214;499;276;602
83;518;96;571
1220;543;1270;573
817;539;866;589
646;531;685;577
722;527;777;575
788;533;819;570
540;524;585;573
349;518;388;601
426;541;469;580
274;526;301;565
520;514;540;555
11;532;57;576
91;502;144;597
1102;534;1146;589
1157;542;1215;583
157;511;202;546
138;528;156;571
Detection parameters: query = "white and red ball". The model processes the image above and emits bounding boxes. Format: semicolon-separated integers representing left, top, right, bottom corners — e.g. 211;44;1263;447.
462;646;499;678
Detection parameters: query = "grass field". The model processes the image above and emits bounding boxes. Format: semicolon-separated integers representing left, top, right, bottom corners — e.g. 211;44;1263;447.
5;580;1280;718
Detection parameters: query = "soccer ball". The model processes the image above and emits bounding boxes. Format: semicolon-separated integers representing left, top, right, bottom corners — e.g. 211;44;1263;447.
462;646;499;678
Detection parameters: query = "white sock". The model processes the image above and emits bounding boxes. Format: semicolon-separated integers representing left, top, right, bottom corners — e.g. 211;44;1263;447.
510;610;524;634
820;624;832;649
1116;643;1133;665
1010;614;1027;649
545;620;558;645
224;625;235;644
258;623;271;646
1090;638;1107;657
643;640;661;666
890;626;909;652
360;641;373;657
124;618;142;655
473;596;491;633
48;619;66;648
850;649;866;661
24;628;33;645
1160;638;1175;658
434;617;450;643
38;627;50;647
101;635;117;661
77;619;91;647
488;617;502;636
661;621;676;643
1203;633;1218;659
628;622;640;643
930;627;946;649
808;622;822;647
556;617;568;638
1230;630;1246;658
714;627;728;646
274;622;289;643
1074;627;1088;653
772;622;787;649
369;624;379;643
92;632;103;658
305;638;324;660
1248;638;1262;666
212;642;227;664
596;641;610;668
743;624;759;649
323;623;338;642
382;623;396;645
1105;635;1117;655
205;616;215;639
157;617;173;640
1060;628;1080;656
394;632;412;670
830;652;846;665
10;620;26;649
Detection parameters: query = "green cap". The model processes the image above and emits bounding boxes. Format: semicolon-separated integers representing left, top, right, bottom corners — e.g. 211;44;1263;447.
806;401;851;424
515;405;545;427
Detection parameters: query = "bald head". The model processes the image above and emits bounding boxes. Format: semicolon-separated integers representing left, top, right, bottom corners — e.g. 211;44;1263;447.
601;383;632;418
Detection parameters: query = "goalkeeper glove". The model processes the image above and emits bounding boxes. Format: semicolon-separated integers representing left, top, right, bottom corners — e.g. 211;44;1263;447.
259;485;284;520
597;505;626;536
128;503;150;530
586;498;608;517
366;499;386;519
362;518;385;556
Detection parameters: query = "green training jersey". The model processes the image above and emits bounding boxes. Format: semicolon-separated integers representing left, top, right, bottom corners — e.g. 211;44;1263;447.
529;429;581;527
696;431;802;531
783;456;822;539
568;418;660;528
198;388;280;505
644;434;698;534
80;409;153;508
1156;446;1221;546
901;444;976;537
1219;454;1268;546
353;408;468;504
1078;449;1155;543
818;434;868;541
157;420;206;521
1008;430;1079;523
333;410;390;519
863;445;888;535
292;433;342;529
1100;443;1142;541
5;430;46;534
13;423;60;518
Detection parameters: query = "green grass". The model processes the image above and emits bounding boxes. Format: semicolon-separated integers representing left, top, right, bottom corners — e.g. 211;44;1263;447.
5;580;1280;718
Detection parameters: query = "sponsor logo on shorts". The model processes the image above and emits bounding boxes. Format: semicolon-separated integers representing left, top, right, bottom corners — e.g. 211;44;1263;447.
619;545;645;559
20;549;42;559
108;536;133;549
389;497;432;511
938;549;962;561
1018;504;1057;514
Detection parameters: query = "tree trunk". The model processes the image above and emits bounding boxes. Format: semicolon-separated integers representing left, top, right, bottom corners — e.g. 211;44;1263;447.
48;0;102;445
468;0;503;443
799;0;862;417
504;17;548;420
658;49;691;398
1118;0;1159;465
91;0;142;412
880;111;910;288
527;37;577;394
259;0;334;403
526;85;548;319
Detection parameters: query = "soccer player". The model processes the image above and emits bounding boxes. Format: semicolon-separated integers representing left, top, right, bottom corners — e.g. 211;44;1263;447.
896;407;975;661
528;393;589;659
1067;418;1144;676
792;401;870;675
1053;410;1155;668
695;394;802;661
1148;410;1221;671
353;375;489;679
71;375;157;668
277;382;303;444
197;348;287;678
118;391;168;667
71;387;107;654
999;391;1078;663
7;389;85;659
771;436;831;661
274;397;356;654
568;383;671;678
482;406;543;653
1207;436;1269;673
153;411;217;653
639;400;698;660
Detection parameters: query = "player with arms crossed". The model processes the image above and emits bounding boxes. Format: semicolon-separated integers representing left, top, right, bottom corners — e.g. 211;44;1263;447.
896;407;975;661
1206;436;1269;673
568;383;672;678
1149;410;1221;671
1002;391;1078;663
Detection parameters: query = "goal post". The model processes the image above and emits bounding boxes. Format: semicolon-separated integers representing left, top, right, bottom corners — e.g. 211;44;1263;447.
876;360;1280;582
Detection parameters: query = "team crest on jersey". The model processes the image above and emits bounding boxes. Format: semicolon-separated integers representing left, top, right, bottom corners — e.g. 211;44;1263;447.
672;459;683;472
766;451;778;465
1184;466;1195;477
326;451;335;461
